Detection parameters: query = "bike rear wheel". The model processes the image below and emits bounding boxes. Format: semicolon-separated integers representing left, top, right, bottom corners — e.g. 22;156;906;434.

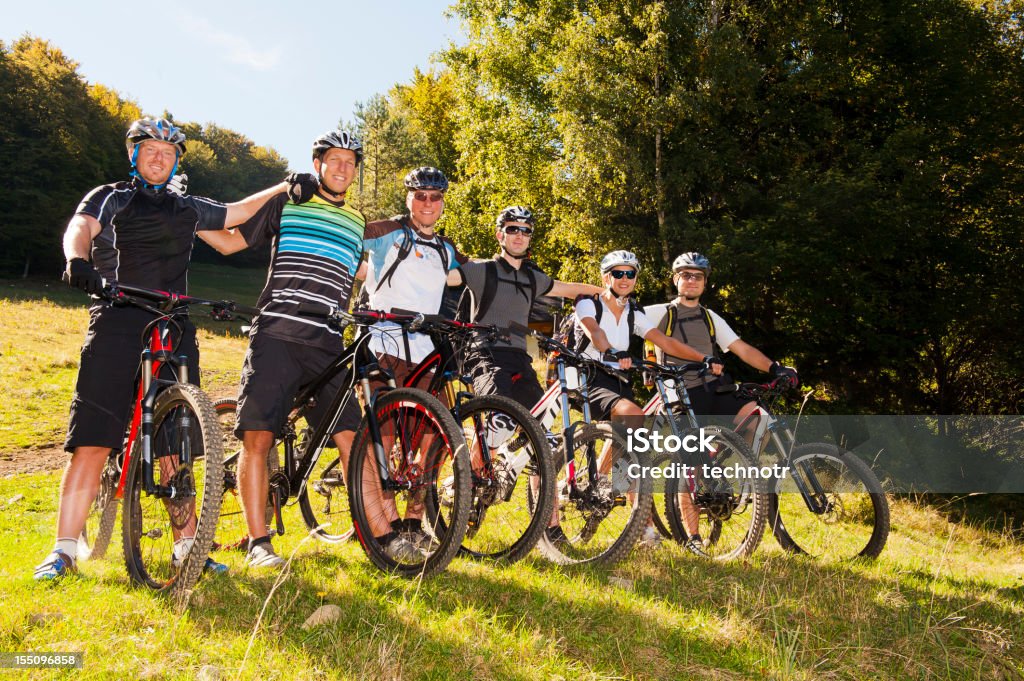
664;425;768;561
426;394;555;563
348;388;470;578
213;399;279;552
121;383;224;597
768;443;889;559
536;422;652;567
298;436;354;543
79;452;121;560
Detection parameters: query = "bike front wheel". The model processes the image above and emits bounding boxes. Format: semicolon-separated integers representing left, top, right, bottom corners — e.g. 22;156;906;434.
426;394;555;563
121;383;224;597
664;425;768;561
768;443;889;559
536;422;653;567
348;388;470;578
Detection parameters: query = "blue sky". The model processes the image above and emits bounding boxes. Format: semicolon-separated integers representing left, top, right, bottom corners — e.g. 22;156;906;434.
6;0;461;171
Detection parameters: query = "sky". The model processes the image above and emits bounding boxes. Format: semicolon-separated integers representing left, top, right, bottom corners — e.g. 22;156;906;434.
6;0;462;171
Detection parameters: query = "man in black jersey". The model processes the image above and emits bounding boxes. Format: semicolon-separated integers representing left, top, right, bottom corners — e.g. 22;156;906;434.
34;118;292;581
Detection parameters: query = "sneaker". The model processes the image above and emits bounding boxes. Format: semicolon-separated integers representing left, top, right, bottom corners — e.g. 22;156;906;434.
33;551;77;582
172;553;230;575
384;535;425;562
245;543;286;569
638;525;663;549
402;529;440;553
545;525;570;548
684;536;711;559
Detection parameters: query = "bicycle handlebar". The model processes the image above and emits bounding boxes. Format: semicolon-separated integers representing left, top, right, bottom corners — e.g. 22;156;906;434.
101;281;260;321
508;321;631;383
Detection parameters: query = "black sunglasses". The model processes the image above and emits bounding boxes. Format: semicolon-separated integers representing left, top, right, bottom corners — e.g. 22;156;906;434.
503;225;534;236
609;269;637;280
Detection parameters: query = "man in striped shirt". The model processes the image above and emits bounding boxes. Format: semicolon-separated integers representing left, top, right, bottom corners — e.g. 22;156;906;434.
232;131;368;568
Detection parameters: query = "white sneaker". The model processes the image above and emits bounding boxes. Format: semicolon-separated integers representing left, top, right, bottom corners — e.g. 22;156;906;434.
638;525;663;549
384;535;425;562
246;543;286;568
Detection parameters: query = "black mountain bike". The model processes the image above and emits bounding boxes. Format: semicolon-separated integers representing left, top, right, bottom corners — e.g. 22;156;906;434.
213;307;471;578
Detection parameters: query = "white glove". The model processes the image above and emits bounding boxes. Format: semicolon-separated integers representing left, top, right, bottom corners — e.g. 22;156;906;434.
166;173;188;196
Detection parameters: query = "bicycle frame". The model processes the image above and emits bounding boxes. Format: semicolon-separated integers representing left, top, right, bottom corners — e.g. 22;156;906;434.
114;314;195;500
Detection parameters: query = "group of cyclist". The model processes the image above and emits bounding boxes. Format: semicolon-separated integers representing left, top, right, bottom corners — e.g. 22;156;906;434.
35;118;798;582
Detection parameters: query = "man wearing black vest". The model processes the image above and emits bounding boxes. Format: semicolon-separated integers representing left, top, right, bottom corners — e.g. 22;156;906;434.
644;251;799;425
446;206;601;409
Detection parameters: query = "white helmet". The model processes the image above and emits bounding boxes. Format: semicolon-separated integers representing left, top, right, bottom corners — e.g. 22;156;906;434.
600;250;640;274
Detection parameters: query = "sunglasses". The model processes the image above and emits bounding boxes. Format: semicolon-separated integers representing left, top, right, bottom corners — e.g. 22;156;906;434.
609;269;637;280
677;272;706;282
412;191;444;203
503;225;534;236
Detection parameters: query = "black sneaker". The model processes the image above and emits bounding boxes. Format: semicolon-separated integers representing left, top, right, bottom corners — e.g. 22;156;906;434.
545;525;570;548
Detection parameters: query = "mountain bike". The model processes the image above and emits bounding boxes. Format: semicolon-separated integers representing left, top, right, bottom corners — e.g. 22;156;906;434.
511;322;653;566
638;359;769;560
77;282;254;597
731;380;890;560
213;307;471;578
380;313;556;563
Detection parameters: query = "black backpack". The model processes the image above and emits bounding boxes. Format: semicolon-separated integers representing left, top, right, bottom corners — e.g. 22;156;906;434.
454;258;538;323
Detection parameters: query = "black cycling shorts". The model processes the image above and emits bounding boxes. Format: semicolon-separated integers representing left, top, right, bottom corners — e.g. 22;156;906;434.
469;348;544;411
583;369;636;421
65;305;199;452
235;333;360;438
679;379;753;419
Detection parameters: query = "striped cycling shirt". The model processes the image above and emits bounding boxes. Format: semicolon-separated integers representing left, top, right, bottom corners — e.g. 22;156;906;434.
75;180;227;294
239;193;365;350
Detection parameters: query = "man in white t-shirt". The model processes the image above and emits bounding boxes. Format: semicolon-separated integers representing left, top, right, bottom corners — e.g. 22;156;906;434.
361;167;468;388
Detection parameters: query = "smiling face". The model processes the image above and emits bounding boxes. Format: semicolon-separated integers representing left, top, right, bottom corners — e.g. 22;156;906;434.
314;148;357;196
673;268;707;301
496;221;533;257
406;189;445;230
603;266;638;296
132;140;178;186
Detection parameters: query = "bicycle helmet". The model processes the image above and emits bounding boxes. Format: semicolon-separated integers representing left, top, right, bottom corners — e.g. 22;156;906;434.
496;206;535;228
672;252;711;275
125;118;187;158
404;166;449;192
600;250;641;274
311;130;363;165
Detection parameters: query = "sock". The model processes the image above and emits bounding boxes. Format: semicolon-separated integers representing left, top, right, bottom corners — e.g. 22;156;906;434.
248;535;272;553
378;531;397;545
401;518;422;533
689;533;703;544
174;537;195;562
390;519;404;534
55;537;78;561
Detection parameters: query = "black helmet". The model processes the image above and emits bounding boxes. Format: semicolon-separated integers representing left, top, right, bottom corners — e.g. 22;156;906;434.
496;206;535;229
126;118;186;158
404;166;449;192
672;252;711;275
312;130;363;165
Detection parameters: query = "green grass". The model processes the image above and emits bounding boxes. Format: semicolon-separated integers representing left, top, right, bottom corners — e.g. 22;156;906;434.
2;273;1024;679
2;475;1023;679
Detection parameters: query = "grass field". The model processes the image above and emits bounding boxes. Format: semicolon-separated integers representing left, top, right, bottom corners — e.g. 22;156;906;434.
1;271;1023;680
